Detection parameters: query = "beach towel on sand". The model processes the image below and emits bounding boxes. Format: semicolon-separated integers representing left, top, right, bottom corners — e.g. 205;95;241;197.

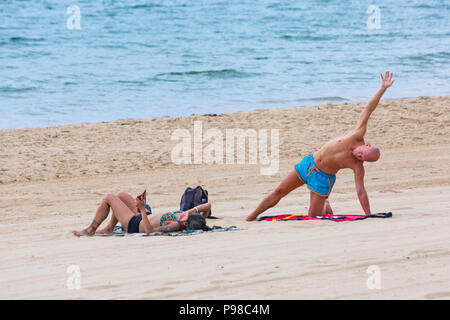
92;225;239;237
258;212;392;222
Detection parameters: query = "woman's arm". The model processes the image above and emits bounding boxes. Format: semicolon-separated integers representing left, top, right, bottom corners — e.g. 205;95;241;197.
136;196;154;234
157;222;183;233
139;210;154;234
195;202;211;219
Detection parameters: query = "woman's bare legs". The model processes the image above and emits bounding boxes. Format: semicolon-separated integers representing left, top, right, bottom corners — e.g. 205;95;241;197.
73;194;136;237
116;191;139;214
95;192;138;234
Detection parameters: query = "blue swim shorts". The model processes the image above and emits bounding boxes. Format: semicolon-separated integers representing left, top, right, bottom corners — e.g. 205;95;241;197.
294;154;336;198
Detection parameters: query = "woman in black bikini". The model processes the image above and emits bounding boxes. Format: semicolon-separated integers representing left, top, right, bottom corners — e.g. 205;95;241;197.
72;191;211;237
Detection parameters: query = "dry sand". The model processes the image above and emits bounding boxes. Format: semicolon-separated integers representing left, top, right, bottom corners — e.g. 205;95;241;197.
0;96;449;299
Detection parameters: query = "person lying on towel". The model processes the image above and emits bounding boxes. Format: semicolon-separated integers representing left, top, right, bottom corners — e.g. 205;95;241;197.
73;191;211;236
246;71;395;221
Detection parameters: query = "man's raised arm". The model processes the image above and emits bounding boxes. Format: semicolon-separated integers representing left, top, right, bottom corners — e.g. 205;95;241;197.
354;71;395;138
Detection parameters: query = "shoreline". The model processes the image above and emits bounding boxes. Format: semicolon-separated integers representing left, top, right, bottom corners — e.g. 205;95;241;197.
1;94;448;132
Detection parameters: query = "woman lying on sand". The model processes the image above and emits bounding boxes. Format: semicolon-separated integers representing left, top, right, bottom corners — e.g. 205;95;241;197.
73;191;211;237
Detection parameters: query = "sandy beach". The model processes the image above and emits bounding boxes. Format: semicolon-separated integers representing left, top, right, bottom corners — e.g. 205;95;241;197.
1;96;449;299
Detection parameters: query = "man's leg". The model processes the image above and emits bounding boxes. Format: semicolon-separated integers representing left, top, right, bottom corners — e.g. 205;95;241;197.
308;192;327;216
73;194;135;236
246;170;304;221
323;199;333;215
96;191;138;234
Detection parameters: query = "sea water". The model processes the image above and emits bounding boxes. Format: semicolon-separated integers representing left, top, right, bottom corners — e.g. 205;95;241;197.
0;0;449;129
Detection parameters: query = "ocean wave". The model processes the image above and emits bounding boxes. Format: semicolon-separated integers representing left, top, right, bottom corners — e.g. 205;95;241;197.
9;37;45;43
403;51;450;63
260;96;348;105
411;4;440;9
154;69;259;80
117;80;147;86
0;86;39;93
266;3;303;11
114;4;164;11
352;32;412;39
126;41;156;48
280;34;338;41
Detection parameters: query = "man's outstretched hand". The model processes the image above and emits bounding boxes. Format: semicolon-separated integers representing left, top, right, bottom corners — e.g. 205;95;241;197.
380;71;394;89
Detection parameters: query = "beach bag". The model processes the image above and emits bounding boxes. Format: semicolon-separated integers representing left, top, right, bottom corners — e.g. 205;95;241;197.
180;186;216;219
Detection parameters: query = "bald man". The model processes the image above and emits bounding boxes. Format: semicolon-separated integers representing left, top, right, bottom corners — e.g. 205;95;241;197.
246;71;395;221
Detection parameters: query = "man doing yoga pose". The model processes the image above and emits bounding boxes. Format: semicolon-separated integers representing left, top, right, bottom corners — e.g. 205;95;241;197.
246;71;395;221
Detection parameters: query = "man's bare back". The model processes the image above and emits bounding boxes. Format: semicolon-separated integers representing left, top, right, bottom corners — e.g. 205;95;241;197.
246;71;394;221
313;133;364;175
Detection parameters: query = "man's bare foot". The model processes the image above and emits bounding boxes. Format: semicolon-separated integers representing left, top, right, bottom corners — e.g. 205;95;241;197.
72;228;95;237
245;213;258;221
95;227;113;235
